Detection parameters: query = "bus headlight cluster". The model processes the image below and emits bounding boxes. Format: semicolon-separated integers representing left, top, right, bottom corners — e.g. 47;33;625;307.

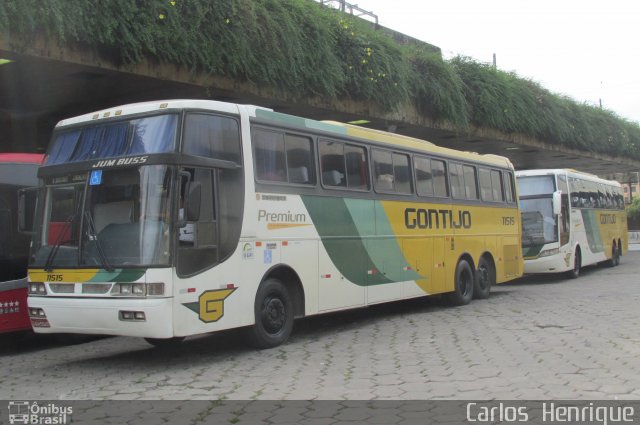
29;282;47;295
110;282;165;297
29;307;46;317
538;248;560;258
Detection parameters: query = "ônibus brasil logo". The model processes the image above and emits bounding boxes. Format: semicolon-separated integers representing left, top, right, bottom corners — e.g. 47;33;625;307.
7;401;72;425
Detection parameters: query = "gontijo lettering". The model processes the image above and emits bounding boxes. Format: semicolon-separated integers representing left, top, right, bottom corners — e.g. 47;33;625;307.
405;208;471;229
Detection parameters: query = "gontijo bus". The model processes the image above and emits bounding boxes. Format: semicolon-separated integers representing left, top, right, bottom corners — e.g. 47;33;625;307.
516;169;627;278
27;100;523;348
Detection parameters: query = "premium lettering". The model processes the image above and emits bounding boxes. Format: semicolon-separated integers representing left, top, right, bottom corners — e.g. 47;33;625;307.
258;210;307;223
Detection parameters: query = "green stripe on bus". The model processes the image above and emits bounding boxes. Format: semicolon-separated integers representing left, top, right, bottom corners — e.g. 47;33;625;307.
88;269;146;282
301;196;391;286
346;199;424;282
581;210;604;253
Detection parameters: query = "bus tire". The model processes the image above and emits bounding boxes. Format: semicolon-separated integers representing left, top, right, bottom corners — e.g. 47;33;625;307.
145;336;185;348
566;248;581;279
248;278;293;349
616;241;622;266
474;257;494;300
607;243;619;267
447;259;474;306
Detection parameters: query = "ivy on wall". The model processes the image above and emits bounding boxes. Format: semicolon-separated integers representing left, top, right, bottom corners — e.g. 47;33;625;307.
1;0;639;159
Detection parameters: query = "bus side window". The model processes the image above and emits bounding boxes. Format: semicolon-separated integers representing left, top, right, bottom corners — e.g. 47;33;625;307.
432;159;448;197
415;155;434;196
504;173;513;203
372;149;394;192
253;129;286;182
463;165;478;200
320;140;346;187
183;113;241;163
284;134;315;185
450;163;465;199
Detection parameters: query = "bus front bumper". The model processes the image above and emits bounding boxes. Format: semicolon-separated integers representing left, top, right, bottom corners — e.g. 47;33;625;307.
27;296;174;338
524;254;571;274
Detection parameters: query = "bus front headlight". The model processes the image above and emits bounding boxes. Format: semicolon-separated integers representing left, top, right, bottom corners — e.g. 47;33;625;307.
110;282;165;296
538;248;560;258
29;282;47;295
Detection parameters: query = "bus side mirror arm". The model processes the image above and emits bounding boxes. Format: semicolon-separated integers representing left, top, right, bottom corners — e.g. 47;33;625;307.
177;171;201;228
185;182;201;222
552;190;562;216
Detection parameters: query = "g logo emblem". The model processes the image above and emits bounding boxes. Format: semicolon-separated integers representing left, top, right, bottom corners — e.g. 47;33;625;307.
198;288;236;323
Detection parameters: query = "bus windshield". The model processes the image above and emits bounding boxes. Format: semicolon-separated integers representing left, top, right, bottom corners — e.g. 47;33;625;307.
46;114;178;165
517;175;558;247
30;165;172;268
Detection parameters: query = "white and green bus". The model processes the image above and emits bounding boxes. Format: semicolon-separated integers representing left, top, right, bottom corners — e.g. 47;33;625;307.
516;169;627;278
27;100;523;348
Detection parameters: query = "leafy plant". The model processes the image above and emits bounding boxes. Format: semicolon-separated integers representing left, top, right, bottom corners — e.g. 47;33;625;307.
1;0;639;160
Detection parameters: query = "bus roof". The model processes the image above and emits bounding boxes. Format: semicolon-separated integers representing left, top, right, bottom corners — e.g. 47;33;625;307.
324;121;513;168
515;168;621;187
0;153;44;164
54;99;513;169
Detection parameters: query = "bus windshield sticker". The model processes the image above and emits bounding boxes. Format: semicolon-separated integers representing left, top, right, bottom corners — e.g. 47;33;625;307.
89;170;102;186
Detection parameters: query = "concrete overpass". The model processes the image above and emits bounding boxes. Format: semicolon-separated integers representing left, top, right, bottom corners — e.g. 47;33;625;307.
1;36;639;174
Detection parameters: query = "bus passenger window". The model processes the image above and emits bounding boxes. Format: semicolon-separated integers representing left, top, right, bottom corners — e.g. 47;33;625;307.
463;165;478;199
491;170;504;201
345;145;369;190
393;153;412;194
184;114;241;163
479;168;493;201
450;163;464;199
320;140;346;187
253;129;286;182
285;134;314;185
373;149;394;192
432;160;448;197
415;156;434;196
503;171;515;203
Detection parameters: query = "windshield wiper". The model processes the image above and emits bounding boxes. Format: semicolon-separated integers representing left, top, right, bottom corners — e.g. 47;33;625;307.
44;215;75;272
84;211;114;272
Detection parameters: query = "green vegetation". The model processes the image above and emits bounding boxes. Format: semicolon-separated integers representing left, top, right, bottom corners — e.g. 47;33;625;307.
1;0;639;159
627;197;640;220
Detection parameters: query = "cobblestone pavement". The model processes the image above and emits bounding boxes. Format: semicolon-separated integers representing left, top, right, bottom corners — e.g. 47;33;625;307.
1;252;639;401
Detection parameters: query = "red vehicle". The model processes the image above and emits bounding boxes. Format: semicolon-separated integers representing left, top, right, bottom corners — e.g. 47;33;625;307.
0;153;43;335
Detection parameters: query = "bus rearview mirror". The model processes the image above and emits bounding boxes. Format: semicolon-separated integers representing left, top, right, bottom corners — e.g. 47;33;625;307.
185;182;201;222
552;190;562;216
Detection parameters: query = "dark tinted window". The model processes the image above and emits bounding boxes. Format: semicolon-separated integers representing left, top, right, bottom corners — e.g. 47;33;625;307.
253;129;286;182
184;114;241;163
285;134;314;185
320;140;369;190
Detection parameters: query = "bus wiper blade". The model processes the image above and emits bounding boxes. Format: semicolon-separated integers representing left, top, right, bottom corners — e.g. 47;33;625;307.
44;215;74;272
84;211;114;272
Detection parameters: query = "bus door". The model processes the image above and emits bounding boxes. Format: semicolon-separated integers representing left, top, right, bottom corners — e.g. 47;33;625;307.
556;174;570;247
176;168;219;278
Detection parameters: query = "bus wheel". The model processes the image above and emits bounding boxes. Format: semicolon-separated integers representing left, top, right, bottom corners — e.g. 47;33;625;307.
616;241;622;266
248;278;293;349
474;257;494;300
566;249;581;279
447;259;474;306
145;336;185;348
607;243;620;267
